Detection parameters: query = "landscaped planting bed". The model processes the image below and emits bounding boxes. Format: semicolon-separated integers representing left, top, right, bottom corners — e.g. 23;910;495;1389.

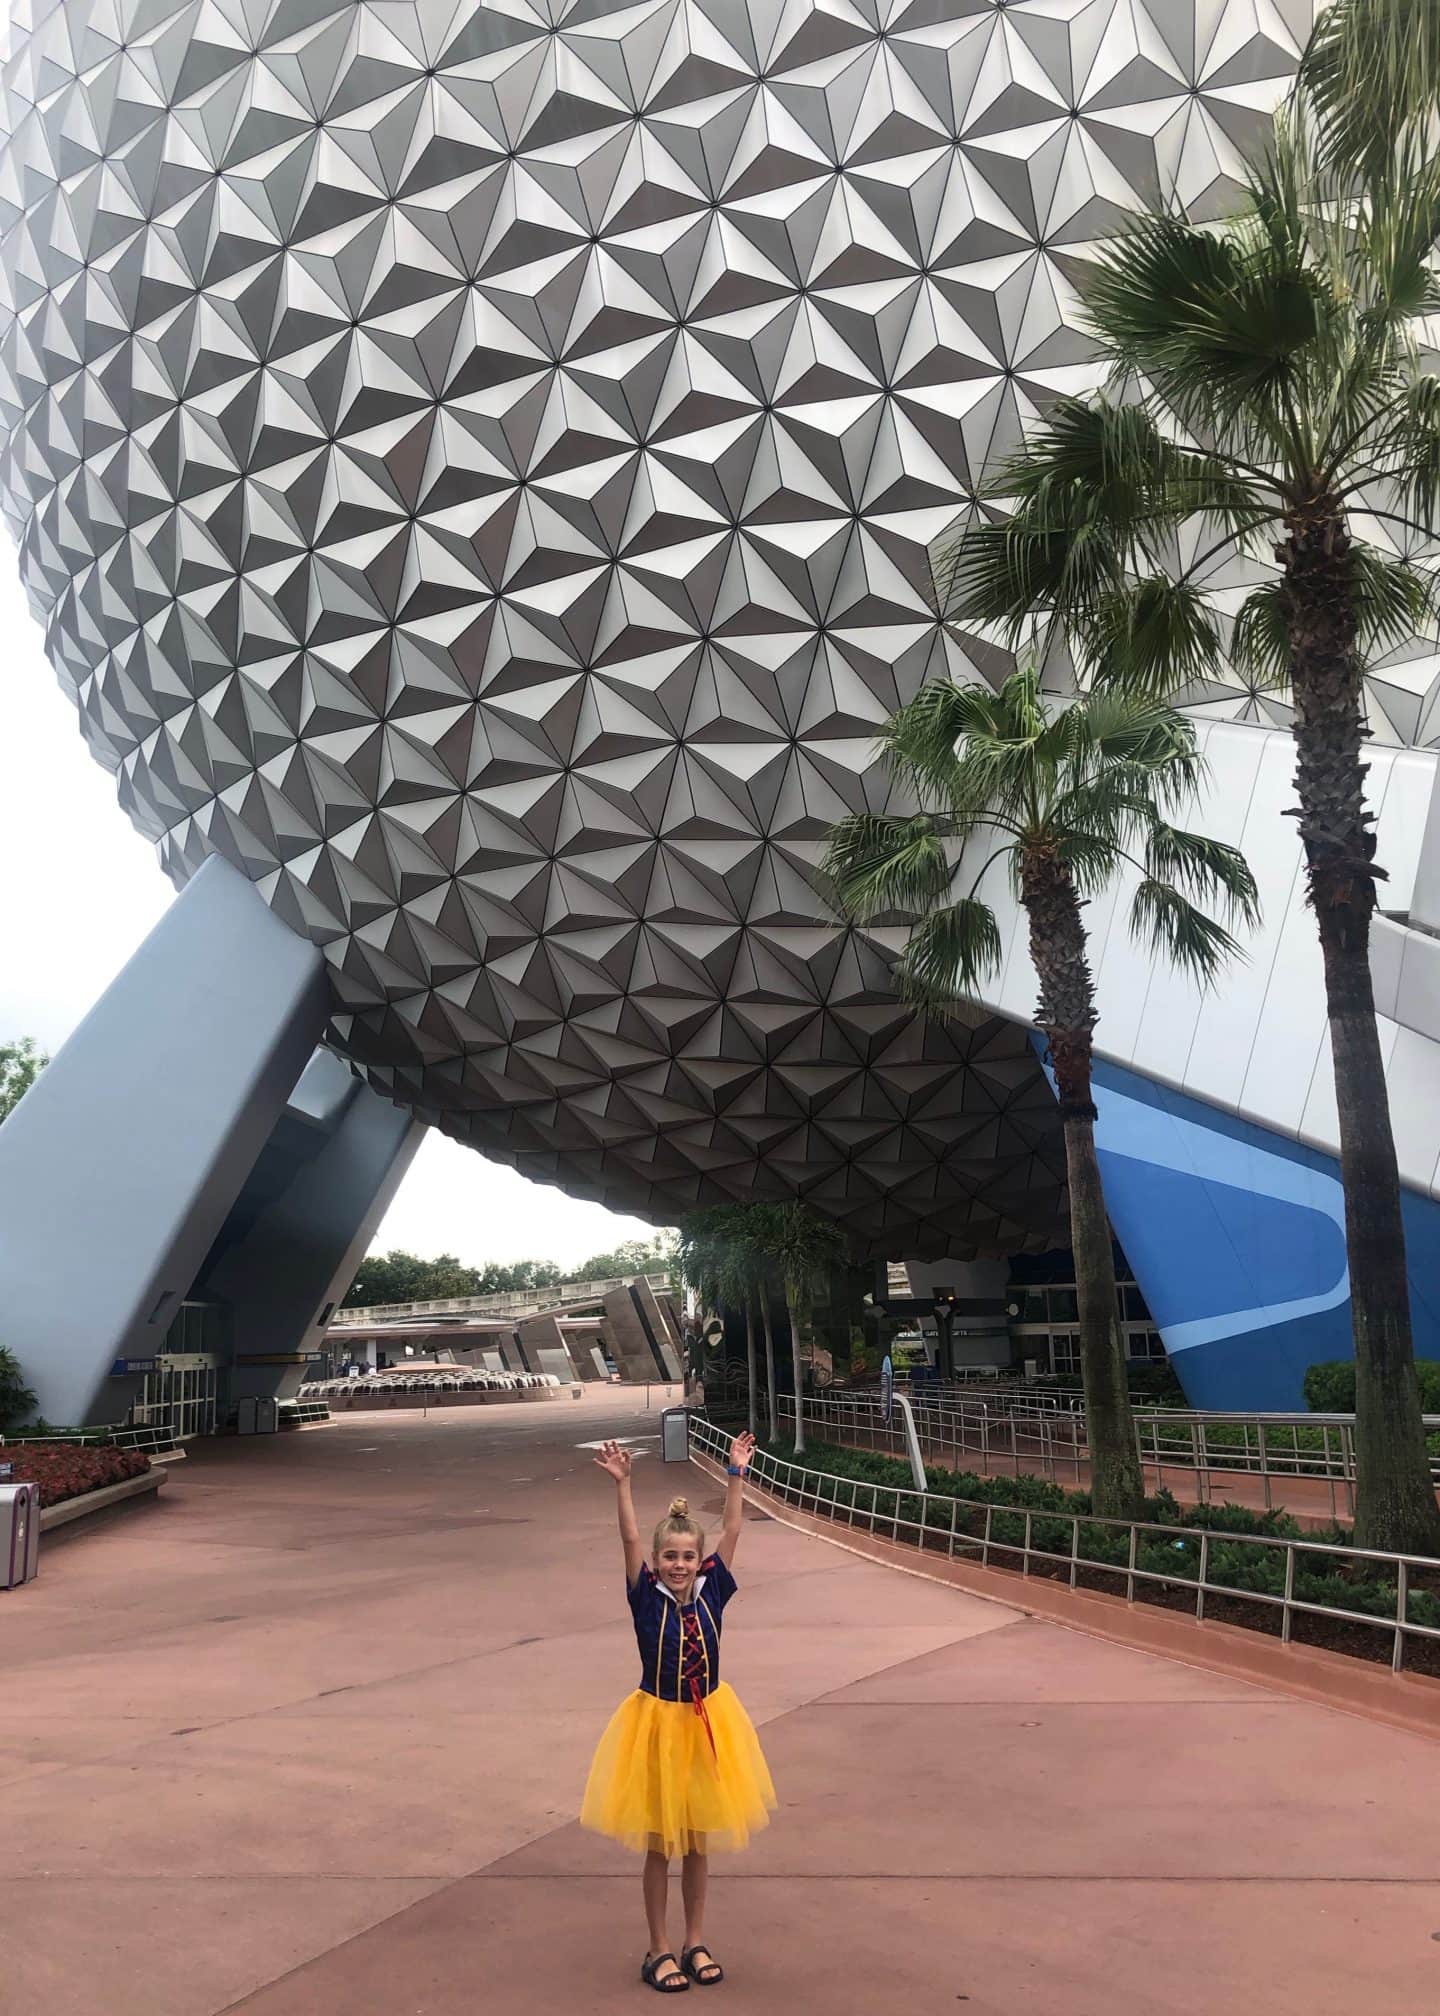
762;1438;1440;1681
0;1440;151;1508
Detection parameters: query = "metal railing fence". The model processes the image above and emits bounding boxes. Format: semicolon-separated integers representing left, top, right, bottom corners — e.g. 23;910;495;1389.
0;1422;180;1454
776;1390;1440;1520
687;1414;1440;1676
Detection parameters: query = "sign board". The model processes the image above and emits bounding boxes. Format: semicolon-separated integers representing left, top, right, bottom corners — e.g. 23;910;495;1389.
110;1358;159;1377
880;1353;894;1425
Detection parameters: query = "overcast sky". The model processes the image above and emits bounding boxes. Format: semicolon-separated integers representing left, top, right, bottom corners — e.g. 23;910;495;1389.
0;561;662;1270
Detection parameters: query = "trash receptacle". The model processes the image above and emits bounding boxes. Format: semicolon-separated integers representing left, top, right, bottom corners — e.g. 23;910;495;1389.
1;1481;40;1589
254;1397;278;1434
659;1406;691;1463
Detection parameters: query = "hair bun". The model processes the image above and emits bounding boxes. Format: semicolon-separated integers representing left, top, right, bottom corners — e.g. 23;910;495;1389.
667;1495;690;1518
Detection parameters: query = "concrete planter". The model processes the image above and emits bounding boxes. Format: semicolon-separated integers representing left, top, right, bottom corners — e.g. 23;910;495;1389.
39;1466;166;1531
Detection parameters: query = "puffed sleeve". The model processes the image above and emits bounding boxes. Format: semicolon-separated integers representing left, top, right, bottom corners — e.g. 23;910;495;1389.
700;1553;737;1612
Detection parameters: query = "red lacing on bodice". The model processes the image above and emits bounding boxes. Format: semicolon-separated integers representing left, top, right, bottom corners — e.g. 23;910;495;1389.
680;1606;717;1757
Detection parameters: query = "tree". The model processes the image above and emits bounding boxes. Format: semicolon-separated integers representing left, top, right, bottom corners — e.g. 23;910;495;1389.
746;1203;785;1432
0;1038;48;1123
677;1205;766;1435
765;1202;847;1456
0;1344;36;1433
929;88;1440;1556
825;670;1257;1518
574;1234;677;1280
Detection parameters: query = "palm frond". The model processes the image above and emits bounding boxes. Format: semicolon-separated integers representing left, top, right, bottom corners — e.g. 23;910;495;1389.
1389;375;1440;531
1144;824;1262;929
932;399;1266;637
879;679;1000;802
822;812;953;923
1129;878;1244;986
1054;827;1126;899
1081;206;1322;441
1230;582;1292;689
1300;0;1440;182
893;899;1004;1013
1350;545;1440;655
1083;577;1226;698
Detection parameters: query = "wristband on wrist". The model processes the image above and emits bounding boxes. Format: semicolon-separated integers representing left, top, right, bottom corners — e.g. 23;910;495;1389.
728;1463;747;1477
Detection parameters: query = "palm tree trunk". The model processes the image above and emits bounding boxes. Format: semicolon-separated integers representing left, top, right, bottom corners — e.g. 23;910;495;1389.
1023;848;1145;1521
786;1289;806;1454
1284;500;1440;1554
744;1298;758;1439
760;1289;778;1436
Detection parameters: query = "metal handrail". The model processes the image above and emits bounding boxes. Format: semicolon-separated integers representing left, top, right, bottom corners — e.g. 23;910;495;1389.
789;1390;1440;1519
0;1422;179;1454
687;1414;1440;1676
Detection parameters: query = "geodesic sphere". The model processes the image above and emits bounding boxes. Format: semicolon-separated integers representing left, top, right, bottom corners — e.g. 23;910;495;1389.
0;0;1303;1253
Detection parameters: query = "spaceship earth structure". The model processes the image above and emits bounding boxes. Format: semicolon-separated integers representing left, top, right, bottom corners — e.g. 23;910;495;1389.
0;0;1316;1254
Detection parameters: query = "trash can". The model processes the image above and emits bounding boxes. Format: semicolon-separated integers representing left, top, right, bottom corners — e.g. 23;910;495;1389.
659;1406;691;1463
254;1397;278;1434
1;1481;40;1589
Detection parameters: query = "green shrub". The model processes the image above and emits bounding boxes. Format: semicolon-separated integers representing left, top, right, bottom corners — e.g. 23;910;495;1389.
759;1433;1440;1643
1304;1358;1440;1413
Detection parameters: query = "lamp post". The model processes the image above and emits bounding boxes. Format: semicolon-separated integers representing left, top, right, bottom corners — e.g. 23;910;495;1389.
931;1288;958;1383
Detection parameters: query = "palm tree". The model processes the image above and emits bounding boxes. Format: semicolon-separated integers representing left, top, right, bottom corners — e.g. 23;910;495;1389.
928;91;1440;1554
765;1202;847;1456
744;1201;785;1433
824;669;1258;1519
677;1205;759;1434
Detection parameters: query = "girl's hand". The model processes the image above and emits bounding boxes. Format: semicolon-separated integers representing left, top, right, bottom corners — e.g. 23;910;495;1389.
729;1430;756;1473
594;1440;633;1482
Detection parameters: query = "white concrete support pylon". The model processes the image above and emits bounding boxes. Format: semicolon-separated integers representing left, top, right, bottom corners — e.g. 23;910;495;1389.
203;1051;425;1406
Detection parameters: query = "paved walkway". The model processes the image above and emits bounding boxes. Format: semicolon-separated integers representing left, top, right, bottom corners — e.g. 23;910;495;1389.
4;1389;1439;2015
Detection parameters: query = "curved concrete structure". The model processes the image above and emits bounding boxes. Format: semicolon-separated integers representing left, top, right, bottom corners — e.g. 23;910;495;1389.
0;0;1322;1257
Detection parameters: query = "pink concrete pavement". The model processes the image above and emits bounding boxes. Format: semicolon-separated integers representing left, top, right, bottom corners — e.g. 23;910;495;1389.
2;1388;1439;2016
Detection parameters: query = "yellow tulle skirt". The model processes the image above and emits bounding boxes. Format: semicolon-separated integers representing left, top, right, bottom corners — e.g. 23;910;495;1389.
581;1683;777;1859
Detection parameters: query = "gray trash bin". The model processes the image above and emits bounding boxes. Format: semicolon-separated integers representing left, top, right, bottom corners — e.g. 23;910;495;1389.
659;1406;691;1463
1;1481;40;1589
254;1396;279;1434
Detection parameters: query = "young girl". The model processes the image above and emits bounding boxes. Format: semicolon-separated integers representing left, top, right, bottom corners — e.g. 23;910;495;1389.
582;1429;777;1992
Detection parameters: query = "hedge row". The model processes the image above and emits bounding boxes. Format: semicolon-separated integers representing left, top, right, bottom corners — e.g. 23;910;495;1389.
1303;1359;1440;1414
762;1437;1440;1632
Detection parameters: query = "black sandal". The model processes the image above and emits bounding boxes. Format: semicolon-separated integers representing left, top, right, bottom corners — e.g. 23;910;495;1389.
682;1945;724;1986
641;1952;690;1993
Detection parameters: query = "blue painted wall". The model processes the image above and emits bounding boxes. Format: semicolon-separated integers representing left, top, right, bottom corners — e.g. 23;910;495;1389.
1077;1057;1440;1409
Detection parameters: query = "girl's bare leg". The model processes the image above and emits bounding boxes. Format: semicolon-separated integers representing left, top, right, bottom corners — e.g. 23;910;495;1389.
681;1850;710;1958
643;1850;684;1982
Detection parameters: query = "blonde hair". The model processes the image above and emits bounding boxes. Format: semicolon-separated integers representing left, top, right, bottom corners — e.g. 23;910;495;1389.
652;1495;706;1557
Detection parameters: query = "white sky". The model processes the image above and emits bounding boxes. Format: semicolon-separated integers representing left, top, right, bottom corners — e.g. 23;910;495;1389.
0;563;662;1270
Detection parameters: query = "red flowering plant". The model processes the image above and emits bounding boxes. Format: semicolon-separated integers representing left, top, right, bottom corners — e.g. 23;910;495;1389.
0;1442;150;1508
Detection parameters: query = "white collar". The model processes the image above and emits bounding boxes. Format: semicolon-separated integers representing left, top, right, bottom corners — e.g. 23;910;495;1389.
655;1571;707;1606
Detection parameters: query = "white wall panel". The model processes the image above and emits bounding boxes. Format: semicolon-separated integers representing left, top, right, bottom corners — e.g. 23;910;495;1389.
958;723;1440;1198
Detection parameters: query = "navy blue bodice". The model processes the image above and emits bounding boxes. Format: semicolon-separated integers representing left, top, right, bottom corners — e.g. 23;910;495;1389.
628;1554;737;1701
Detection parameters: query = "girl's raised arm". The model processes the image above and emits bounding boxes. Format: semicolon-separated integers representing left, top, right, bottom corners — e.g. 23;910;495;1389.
714;1430;755;1567
594;1440;646;1584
